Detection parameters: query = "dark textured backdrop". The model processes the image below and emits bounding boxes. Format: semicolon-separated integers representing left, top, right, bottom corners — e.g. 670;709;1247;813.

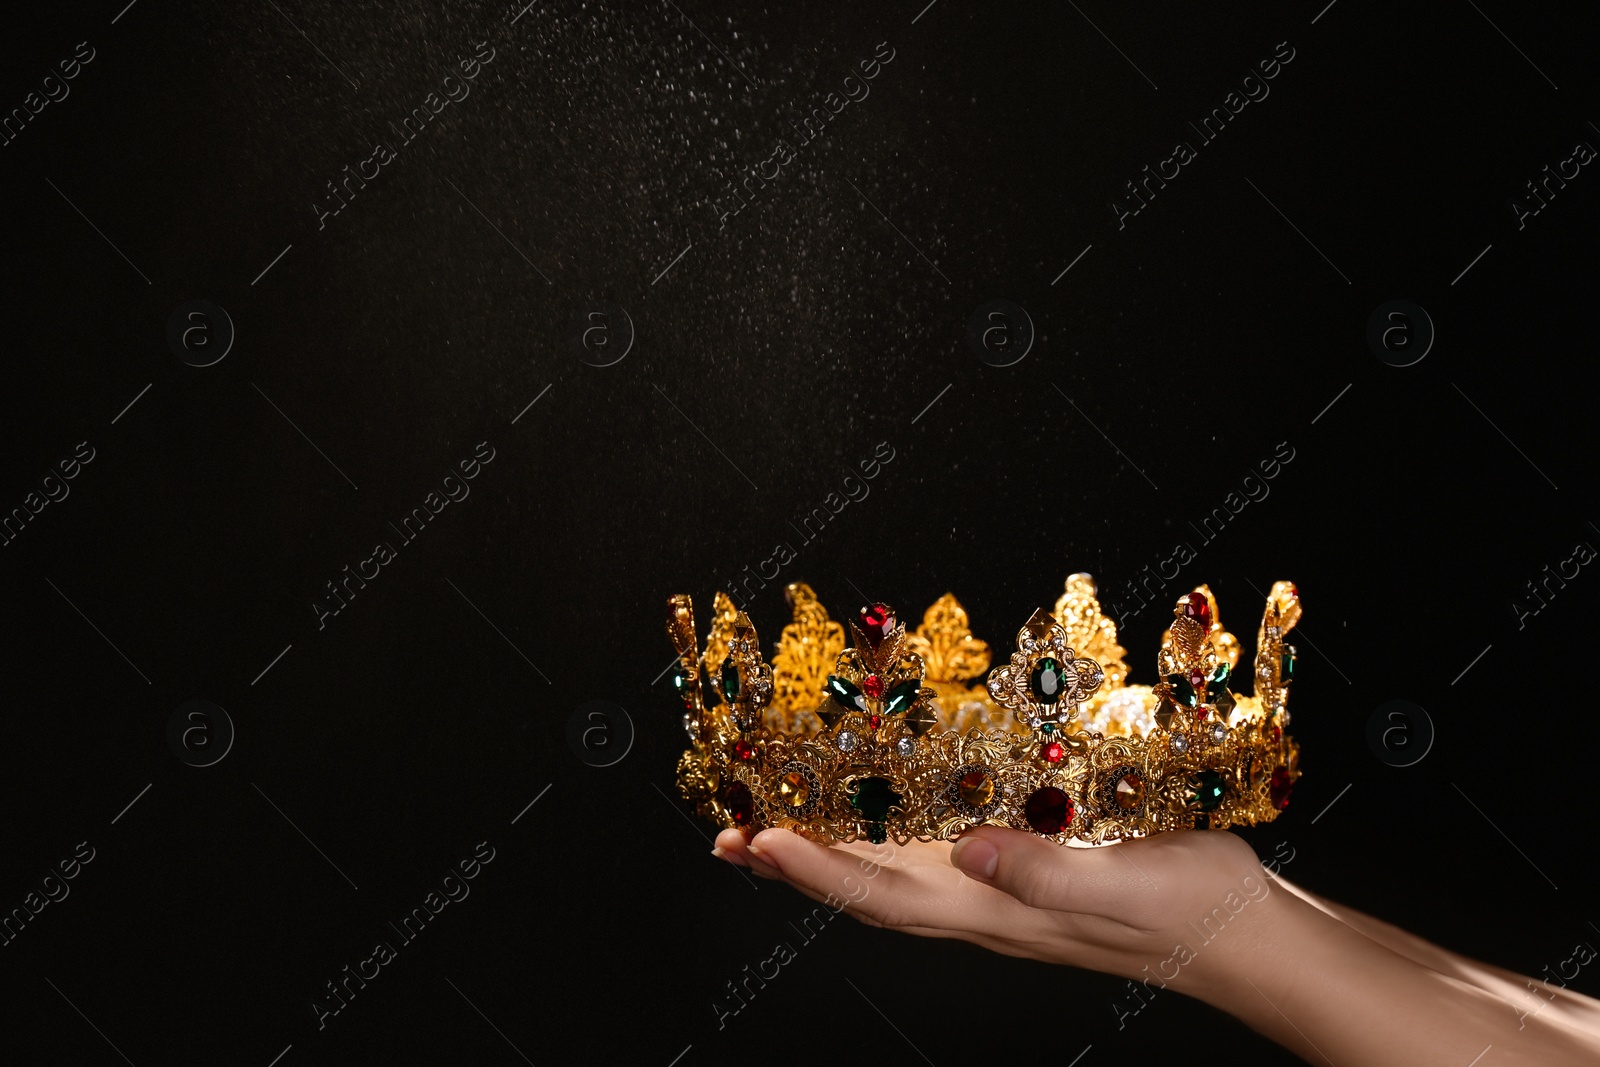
2;2;1596;1064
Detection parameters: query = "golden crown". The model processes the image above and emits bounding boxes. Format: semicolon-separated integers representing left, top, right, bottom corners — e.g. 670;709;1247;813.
668;575;1302;845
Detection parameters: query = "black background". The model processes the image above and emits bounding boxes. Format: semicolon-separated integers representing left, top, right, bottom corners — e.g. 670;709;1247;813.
2;2;1597;1064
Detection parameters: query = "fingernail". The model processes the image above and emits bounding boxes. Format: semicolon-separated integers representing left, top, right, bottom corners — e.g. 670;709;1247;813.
950;836;999;878
747;834;784;874
712;846;750;868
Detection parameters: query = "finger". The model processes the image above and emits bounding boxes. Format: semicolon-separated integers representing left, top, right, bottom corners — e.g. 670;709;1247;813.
747;828;1040;940
948;825;1138;916
713;827;754;867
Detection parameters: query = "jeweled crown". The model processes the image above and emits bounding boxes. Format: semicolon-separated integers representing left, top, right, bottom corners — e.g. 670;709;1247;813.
669;575;1302;845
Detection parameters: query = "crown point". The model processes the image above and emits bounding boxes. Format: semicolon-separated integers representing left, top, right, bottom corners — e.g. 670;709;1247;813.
858;603;897;648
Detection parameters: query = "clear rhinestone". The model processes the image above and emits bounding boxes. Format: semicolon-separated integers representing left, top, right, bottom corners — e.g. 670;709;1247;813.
1258;664;1272;679
836;730;858;753
1022;637;1036;652
1266;626;1280;639
1051;634;1064;650
895;737;915;757
1209;722;1227;743
1170;733;1189;754
682;713;697;740
1279;708;1292;725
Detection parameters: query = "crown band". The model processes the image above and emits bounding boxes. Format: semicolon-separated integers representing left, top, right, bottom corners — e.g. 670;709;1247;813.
669;574;1302;845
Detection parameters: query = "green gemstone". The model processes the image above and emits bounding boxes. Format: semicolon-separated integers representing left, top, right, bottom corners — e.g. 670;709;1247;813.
1210;662;1231;686
866;821;887;844
884;680;920;716
1192;770;1226;811
826;675;868;714
850;776;901;821
720;661;740;701
1168;674;1197;707
1039;721;1055;734
1281;648;1296;682
1030;657;1069;704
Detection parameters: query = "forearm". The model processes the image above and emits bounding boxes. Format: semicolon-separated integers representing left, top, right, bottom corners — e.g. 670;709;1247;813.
1275;876;1600;1036
1178;881;1600;1066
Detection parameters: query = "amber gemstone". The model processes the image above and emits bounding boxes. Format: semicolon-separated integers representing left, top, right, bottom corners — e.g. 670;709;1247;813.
778;771;810;808
1114;771;1145;810
1269;766;1293;810
732;739;756;762
1041;741;1065;764
957;769;995;807
862;674;885;699
858;603;896;648
1025;786;1074;834
1179;591;1212;630
724;782;754;826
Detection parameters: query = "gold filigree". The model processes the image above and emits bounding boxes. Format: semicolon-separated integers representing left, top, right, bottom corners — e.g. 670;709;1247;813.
701;591;740;681
769;583;844;733
905;594;991;684
1054;573;1129;691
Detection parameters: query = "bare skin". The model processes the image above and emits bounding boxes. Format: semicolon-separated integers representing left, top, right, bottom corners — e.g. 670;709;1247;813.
713;825;1600;1066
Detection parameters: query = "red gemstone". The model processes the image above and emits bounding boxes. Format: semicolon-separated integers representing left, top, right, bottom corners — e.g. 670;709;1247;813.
1187;667;1206;689
1041;741;1065;764
868;714;882;730
1024;786;1074;834
1269;766;1293;811
1179;592;1212;631
1270;725;1282;741
1194;706;1208;721
862;674;884;699
1286;583;1298;598
858;603;896;648
732;740;756;762
724;782;754;826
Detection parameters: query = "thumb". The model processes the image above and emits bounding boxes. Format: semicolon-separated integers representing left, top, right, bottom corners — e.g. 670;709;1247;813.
949;825;1129;915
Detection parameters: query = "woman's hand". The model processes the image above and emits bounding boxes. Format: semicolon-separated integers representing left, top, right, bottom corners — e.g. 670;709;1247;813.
713;823;1286;997
713;825;1600;1066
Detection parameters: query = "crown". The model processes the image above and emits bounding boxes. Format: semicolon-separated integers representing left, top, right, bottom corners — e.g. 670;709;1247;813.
668;575;1302;846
